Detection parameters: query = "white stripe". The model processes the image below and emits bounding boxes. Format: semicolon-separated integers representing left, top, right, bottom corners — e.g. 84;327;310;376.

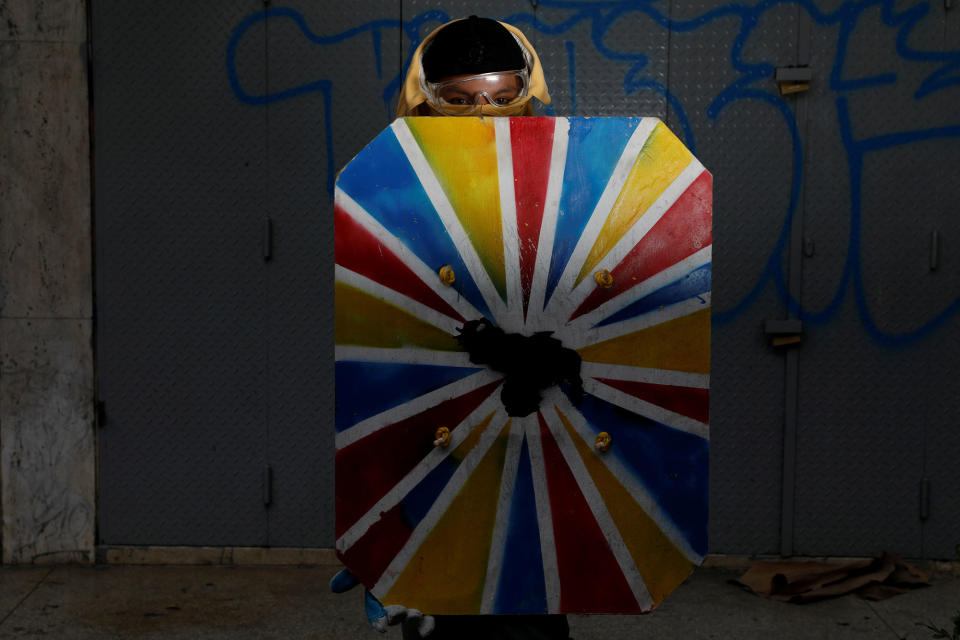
526;117;571;332
549;161;704;322
524;417;561;613
480;416;525;613
335;369;501;450
496;118;524;333
567;293;711;350
551;393;703;564
540;398;654;610
336;265;463;336
335;346;477;367
580;362;709;389
560;246;712;336
542;118;659;320
582;378;710;440
371;406;510;599
390;119;509;325
335;393;503;553
334;186;482;322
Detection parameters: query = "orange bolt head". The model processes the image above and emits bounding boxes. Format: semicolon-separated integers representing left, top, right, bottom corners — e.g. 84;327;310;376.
594;270;614;289
439;265;456;286
434;426;451;447
594;431;612;452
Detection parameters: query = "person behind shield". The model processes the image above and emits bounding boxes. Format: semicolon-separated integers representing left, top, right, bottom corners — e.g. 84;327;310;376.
332;15;569;640
396;14;551;118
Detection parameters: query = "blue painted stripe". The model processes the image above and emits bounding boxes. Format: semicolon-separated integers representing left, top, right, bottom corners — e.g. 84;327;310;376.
595;263;712;327
400;456;458;530
334;361;482;432
576;392;708;556
494;438;547;614
544;117;644;308
336;126;493;319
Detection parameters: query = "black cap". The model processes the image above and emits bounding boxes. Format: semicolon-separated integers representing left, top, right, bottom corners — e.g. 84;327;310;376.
422;16;525;83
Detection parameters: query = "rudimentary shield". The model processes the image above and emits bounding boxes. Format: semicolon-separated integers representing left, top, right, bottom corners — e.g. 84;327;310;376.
334;116;711;615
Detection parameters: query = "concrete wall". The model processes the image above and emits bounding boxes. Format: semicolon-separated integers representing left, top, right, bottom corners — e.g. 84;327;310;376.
0;0;95;563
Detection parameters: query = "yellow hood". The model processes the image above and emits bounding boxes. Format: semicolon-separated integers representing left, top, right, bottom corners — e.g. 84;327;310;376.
396;19;551;118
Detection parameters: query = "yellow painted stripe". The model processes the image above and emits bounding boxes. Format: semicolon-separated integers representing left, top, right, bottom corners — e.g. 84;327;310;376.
449;410;498;462
555;408;693;607
576;122;693;285
577;308;711;373
334;282;460;351
384;421;512;613
407;117;506;301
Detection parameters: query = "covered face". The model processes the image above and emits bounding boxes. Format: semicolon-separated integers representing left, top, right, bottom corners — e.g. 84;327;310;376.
429;70;529;115
396;16;551;117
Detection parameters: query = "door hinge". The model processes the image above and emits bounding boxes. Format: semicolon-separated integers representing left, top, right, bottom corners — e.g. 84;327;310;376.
775;66;811;95
765;318;803;347
919;477;930;521
97;401;107;427
263;465;273;506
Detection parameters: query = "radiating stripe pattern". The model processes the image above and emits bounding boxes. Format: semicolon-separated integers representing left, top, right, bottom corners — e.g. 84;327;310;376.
334;116;711;615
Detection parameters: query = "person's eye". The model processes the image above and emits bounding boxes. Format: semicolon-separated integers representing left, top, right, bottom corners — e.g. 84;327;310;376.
494;97;512;105
447;97;469;105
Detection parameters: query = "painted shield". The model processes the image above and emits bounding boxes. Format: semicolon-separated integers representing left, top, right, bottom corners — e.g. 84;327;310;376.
334;116;711;615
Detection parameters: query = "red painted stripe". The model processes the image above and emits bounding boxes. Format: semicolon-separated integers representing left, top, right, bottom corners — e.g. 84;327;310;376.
595;378;710;424
510;118;555;320
571;170;713;320
338;503;411;589
335;204;465;322
538;415;643;614
335;380;502;537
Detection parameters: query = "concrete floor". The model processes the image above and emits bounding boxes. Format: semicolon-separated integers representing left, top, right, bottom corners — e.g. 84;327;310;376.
0;564;957;639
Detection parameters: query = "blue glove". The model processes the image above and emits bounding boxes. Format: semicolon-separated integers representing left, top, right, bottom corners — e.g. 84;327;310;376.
330;569;436;637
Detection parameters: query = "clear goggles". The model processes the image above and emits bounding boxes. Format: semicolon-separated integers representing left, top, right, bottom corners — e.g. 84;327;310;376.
426;70;530;115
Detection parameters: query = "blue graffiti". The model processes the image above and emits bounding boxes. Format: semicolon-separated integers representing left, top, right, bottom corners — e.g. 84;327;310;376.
225;0;960;347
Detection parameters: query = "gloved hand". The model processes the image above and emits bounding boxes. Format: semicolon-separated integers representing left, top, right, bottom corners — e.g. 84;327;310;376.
330;568;436;637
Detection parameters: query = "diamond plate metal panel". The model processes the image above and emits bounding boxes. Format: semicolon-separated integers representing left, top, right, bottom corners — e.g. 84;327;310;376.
951;6;960;45
798;49;849;318
262;1;402;547
924;9;960;556
794;321;927;556
94;0;270;545
93;1;268;214
794;3;960;556
835;0;959;337
796;15;875;556
666;2;799;554
797;3;960;555
858;141;960;335
96;213;270;545
926;334;960;559
529;5;669;118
